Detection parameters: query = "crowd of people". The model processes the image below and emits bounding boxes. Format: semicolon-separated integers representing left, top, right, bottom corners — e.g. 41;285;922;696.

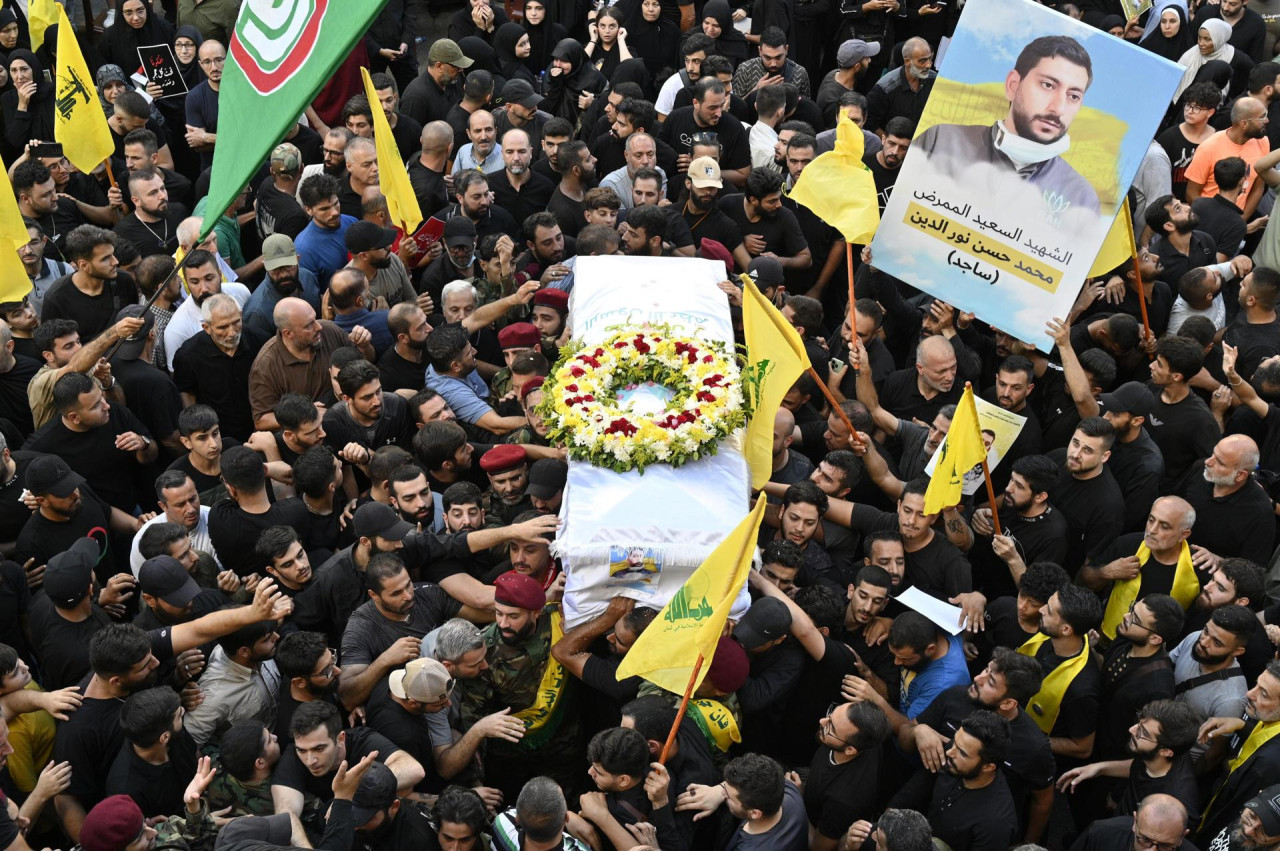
0;0;1277;850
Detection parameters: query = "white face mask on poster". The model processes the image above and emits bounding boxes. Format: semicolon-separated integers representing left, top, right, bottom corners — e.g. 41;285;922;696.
994;119;1071;170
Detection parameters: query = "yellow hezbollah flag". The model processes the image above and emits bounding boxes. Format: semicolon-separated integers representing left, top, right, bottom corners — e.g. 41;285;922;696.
616;495;766;695
0;157;34;302
923;385;986;515
789;112;880;244
360;67;421;234
27;0;57;51
54;5;113;174
1087;200;1136;279
741;275;810;490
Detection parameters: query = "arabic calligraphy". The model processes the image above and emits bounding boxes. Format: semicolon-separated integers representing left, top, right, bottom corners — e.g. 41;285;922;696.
903;201;1062;293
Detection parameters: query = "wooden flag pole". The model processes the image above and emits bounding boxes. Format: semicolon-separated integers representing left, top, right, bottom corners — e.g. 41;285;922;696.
1131;249;1153;360
103;158;117;190
847;241;858;365
807;365;866;452
659;653;704;764
964;381;1002;536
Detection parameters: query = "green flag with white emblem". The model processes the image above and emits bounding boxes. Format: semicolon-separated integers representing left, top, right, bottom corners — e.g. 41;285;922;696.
199;0;386;240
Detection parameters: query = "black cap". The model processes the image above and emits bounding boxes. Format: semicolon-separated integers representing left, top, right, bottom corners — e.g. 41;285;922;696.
350;761;398;826
1246;784;1280;837
139;555;201;608
733;597;791;650
1099;381;1155;420
112;304;155;361
501;78;543;109
526;458;567;501
43;538;99;608
353;502;413;542
25;455;85;498
213;814;293;850
444;216;477;247
344;220;397;255
747;256;784;288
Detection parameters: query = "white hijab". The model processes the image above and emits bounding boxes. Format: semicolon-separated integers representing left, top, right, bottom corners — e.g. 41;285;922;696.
1173;18;1234;102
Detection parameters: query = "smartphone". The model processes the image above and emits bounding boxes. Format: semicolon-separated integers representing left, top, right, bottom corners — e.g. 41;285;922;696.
830;357;845;372
30;142;62;159
41;69;50;83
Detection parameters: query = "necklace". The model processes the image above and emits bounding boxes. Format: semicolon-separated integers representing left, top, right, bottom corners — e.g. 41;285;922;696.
137;215;169;247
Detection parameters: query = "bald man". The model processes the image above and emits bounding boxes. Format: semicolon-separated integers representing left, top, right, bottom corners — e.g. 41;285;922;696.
1179;434;1274;566
877;334;965;424
1081;495;1196;596
1068;793;1194;850
771;406;814;486
408;120;455;215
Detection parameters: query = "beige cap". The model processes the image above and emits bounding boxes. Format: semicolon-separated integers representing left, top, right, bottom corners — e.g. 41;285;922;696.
688;156;722;189
262;234;299;271
389;657;455;704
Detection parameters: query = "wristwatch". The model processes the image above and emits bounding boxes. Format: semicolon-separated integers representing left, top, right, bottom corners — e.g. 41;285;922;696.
139;435;152;450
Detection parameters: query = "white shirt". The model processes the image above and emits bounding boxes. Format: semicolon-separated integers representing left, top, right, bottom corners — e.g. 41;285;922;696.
182;645;281;747
749;121;780;173
656;73;685;117
599;165;668;212
129;506;221;575
1167;293;1226;332
164;280;251;370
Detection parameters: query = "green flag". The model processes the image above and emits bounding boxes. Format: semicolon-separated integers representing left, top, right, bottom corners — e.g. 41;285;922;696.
200;0;385;240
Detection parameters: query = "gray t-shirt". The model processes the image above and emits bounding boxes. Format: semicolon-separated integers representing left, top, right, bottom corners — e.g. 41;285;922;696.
1169;631;1248;720
340;584;463;667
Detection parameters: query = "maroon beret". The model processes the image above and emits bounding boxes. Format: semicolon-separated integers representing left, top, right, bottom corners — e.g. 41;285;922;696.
494;570;547;611
519;375;546;403
479;444;528;474
498;322;541;350
532;288;570;313
699;238;734;278
81;796;144;851
705;635;749;694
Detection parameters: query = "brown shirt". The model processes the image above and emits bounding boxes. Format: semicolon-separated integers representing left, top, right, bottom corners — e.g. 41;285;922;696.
247;321;349;420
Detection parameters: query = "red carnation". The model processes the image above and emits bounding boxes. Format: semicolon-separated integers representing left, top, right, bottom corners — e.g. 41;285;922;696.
570;366;586;377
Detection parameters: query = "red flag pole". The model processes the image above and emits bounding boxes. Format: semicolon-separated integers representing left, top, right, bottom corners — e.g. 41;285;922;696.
659;653;704;764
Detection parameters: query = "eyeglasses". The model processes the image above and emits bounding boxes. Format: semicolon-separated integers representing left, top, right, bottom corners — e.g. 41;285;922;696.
1124;601;1154;634
311;649;338;679
1133;827;1180;851
690;131;719;144
1184;104;1212;114
1131;719;1158;743
822;703;858;747
199;56;226;67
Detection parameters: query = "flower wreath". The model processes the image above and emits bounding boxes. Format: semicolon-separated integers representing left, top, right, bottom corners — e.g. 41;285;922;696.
540;326;746;473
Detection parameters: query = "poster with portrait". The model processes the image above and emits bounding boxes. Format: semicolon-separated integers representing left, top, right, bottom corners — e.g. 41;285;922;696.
868;0;1182;345
923;396;1026;496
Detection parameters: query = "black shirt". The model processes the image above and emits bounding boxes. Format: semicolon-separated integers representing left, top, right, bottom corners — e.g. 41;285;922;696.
717;193;808;259
172;329;267;442
400;72;462;127
39;272;140;340
847;506;972;599
208;496;311;578
804;744;881;840
1027;637;1102;742
406;159;450;216
487;169;555;231
982;595;1038;651
377;346;426;394
256;175;310;240
105;728;199;817
1223;315;1280;382
545;186;586;238
1106;429;1165;532
1146;385;1220;493
339;583;462;666
863;150;901;214
29;596;114;689
682;202;745;256
1049;466;1125;573
1180;463;1275;565
365;678;441;793
1113;754;1200;822
271;725;399;805
113;209;186;258
1191;194;1247;258
0;355;39;438
16;486;115;581
110;358;183;446
660;108;751;172
878;366;964;425
1157;125;1206;201
1150;230;1217;289
1097;641;1176;759
970;504;1070;601
322;393;416;454
23;405;154;513
893;769;1020;851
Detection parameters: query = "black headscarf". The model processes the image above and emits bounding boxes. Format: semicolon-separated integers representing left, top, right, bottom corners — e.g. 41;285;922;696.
495;22;537;86
0;1;28;51
521;1;567;78
550;37;605;92
1;48;55;157
458;35;508;93
621;2;679;80
1139;4;1194;61
703;0;747;64
174;25;205;89
611;57;653;101
104;0;176;74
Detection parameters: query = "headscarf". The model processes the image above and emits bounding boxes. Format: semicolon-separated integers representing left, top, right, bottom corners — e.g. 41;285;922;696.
1142;0;1187;40
522;1;567;77
495;22;535;84
0;1;28;51
95;63;130;113
458;35;508;94
703;0;747;64
0;9;19;52
1173;18;1233;101
104;0;175;74
550;37;605;93
7;49;50;101
611;57;653;101
621;2;678;80
1;48;55;156
33;23;54;71
174;25;205;89
1139;3;1194;61
1098;14;1125;33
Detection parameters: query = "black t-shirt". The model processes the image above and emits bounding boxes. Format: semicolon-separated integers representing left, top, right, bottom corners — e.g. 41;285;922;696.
165;440;240;508
682;203;744;255
110;358;182;445
255;174;310;240
272;725;399;802
1106;429;1165;533
209;496;310;577
778;635;862;768
105;727;199;817
15;485;114;575
804;744;881;840
659;107;751;171
112;210;186;258
1157;125;1205;200
981;595;1038;652
365;678;441;793
878;366;964;425
23;404;154;513
1180;463;1276;566
172;330;266;442
377;347;426;394
1049;466;1126;573
847;506;972;599
322;393;415;454
0;450;41;542
1150;230;1217;289
39;272;140;340
1114;754;1201;822
904;770;1020;851
1223;315;1280;383
970;504;1070;601
1191;194;1247;258
1028;638;1102;741
488;170;555;233
862;150;900;214
1097;642;1176;760
0;559;30;659
0;355;39;438
717;193;808;260
29;596;114;689
339;584;462;666
546;186;587;239
1145;384;1221;493
406;159;450;216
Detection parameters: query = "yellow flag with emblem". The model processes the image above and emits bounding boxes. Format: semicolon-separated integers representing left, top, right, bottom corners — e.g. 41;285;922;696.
923;384;987;515
616;495;766;695
789;112;880;244
0;157;35;302
741;275;810;490
1087;200;1136;279
359;66;422;234
27;0;57;51
53;5;114;174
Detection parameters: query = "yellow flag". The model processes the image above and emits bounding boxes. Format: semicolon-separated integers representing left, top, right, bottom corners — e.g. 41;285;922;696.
616;495;766;694
1087;200;1137;279
0;157;36;302
789;112;880;244
54;5;114;174
27;0;57;51
360;67;422;234
923;385;987;515
741;274;810;490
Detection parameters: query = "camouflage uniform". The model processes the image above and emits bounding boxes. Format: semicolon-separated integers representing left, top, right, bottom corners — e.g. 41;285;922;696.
503;428;549;448
483;491;534;527
71;800;221;851
456;607;581;799
205;764;275;817
489;367;515;409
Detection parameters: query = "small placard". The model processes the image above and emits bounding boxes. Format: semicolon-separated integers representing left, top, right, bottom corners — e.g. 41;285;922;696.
137;43;188;99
